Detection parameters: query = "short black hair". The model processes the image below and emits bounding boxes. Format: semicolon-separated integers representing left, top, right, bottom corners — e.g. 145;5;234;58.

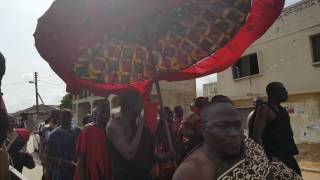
0;52;5;72
120;91;141;112
210;95;233;105
0;52;6;88
266;82;283;97
61;109;72;118
92;101;110;122
82;114;92;125
174;106;183;118
200;102;236;125
47;109;61;124
194;97;209;109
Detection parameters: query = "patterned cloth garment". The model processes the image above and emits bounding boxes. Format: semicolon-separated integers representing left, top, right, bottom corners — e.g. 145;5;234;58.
217;138;302;180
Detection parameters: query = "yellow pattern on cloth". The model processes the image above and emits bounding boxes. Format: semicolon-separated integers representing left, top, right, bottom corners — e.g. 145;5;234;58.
218;138;302;180
73;0;252;84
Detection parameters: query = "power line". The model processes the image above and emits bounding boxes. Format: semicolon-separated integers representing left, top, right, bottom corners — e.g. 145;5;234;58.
2;82;28;86
38;80;64;87
2;78;64;88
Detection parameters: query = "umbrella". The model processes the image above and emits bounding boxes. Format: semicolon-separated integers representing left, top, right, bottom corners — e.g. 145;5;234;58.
34;0;284;152
34;0;284;94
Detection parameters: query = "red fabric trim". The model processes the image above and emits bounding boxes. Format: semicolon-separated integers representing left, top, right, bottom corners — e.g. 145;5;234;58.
34;0;284;133
159;0;285;81
74;125;112;180
34;0;284;97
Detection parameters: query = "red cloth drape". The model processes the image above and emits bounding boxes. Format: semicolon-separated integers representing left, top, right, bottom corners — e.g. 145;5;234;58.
74;125;112;180
144;100;159;134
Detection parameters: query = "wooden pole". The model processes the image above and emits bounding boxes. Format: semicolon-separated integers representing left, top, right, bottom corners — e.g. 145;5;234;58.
34;72;39;114
143;31;175;155
154;81;175;154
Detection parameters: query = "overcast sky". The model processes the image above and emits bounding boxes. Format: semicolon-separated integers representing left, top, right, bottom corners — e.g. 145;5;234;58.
0;0;301;113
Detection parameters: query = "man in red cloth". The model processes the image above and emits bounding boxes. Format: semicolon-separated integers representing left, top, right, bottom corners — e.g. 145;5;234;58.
74;101;112;180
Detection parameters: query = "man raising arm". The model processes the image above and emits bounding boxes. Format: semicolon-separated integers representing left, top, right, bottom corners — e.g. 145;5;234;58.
107;91;155;180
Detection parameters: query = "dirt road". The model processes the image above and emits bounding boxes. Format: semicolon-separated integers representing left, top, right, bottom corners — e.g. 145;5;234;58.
22;135;320;180
302;170;320;180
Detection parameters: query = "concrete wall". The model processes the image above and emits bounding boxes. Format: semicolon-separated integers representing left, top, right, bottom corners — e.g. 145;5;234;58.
203;82;217;99
72;79;196;125
158;89;195;116
72;95;114;126
233;92;320;144
283;92;320;144
217;0;320;100
216;0;320;144
151;80;197;116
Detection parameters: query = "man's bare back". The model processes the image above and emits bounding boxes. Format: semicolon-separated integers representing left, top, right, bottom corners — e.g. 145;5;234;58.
107;113;144;161
173;146;217;180
108;116;134;139
106;91;156;180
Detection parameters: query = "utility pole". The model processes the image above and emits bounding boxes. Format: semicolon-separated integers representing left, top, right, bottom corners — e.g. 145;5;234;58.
29;72;44;114
34;72;39;114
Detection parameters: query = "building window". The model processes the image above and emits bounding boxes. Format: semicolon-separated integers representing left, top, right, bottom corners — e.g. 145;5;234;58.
84;90;88;98
232;53;259;79
72;104;76;113
79;91;84;99
311;33;320;63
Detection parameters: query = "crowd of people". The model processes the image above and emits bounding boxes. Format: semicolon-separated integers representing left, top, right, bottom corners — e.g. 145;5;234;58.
0;51;303;180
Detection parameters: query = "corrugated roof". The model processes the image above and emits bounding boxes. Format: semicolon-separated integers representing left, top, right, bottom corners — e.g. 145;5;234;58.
14;104;59;114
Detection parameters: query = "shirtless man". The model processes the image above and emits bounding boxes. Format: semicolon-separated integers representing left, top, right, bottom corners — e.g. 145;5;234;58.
107;91;155;180
173;102;302;180
173;102;244;180
250;82;301;175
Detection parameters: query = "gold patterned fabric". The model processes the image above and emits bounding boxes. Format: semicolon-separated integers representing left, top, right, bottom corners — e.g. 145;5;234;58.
74;0;252;84
218;138;303;180
269;161;303;180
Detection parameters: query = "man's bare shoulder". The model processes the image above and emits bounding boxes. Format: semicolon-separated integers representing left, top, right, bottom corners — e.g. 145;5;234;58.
184;113;200;123
106;117;123;136
173;161;199;180
256;104;276;119
257;104;270;112
173;148;214;180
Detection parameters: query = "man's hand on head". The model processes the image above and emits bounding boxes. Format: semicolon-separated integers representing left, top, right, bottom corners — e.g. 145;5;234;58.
136;110;145;128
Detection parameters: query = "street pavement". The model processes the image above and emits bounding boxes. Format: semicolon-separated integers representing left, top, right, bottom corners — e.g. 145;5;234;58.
302;171;320;180
22;134;320;180
22;134;43;180
22;163;42;180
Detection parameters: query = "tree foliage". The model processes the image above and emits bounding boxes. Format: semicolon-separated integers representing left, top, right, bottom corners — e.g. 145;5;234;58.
59;93;72;109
